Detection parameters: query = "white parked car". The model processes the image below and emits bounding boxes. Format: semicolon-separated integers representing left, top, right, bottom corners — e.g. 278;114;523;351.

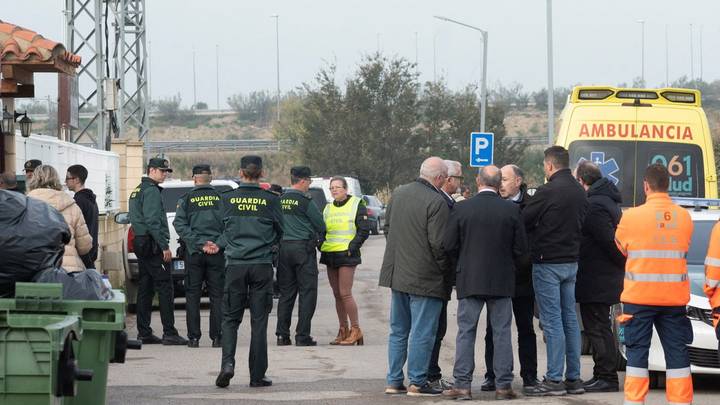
615;207;720;387
115;179;238;312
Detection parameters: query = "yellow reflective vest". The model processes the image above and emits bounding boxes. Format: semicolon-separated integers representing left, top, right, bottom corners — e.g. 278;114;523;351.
321;196;361;252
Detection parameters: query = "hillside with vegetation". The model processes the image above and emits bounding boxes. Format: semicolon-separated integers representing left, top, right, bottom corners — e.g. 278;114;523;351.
22;61;720;193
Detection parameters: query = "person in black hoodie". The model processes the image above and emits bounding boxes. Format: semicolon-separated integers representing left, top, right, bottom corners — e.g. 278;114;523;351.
66;165;99;269
523;146;588;396
574;161;625;392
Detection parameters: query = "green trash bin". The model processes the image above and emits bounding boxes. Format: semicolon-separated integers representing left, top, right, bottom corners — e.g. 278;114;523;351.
0;283;139;405
0;283;91;405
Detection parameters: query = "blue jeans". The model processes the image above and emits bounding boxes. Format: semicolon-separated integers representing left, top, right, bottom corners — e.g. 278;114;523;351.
533;262;581;381
386;290;443;386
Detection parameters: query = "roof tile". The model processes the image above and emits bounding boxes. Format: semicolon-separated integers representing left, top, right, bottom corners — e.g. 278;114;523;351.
0;19;81;68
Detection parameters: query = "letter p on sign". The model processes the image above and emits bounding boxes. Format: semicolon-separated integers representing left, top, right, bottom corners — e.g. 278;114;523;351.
470;132;494;167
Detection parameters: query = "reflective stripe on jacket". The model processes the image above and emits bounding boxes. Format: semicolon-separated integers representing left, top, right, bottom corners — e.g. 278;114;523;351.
321;195;360;252
704;222;720;318
615;193;693;306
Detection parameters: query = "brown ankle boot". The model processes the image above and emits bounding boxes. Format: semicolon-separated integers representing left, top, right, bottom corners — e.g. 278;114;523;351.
339;326;363;346
329;326;348;345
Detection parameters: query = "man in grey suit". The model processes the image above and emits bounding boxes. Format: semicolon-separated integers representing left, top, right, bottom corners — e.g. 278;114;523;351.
442;165;528;401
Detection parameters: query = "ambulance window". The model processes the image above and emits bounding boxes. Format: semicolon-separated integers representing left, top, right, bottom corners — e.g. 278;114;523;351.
568;140;636;206
634;143;704;204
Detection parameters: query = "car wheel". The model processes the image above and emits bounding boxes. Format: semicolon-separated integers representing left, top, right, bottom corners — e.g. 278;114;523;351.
649;371;665;389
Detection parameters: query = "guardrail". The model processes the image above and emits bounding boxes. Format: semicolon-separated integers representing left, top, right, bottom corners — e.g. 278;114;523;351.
146;139;280;153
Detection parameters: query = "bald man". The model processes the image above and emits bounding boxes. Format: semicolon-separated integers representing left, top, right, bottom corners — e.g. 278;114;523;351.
443;165;528;400
380;156;453;396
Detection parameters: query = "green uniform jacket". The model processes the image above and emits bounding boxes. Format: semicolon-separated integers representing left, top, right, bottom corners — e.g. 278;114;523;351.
128;177;170;250
217;183;283;264
280;189;326;241
172;184;224;254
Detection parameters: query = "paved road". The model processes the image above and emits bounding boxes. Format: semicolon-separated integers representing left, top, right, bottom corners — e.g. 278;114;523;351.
107;236;720;404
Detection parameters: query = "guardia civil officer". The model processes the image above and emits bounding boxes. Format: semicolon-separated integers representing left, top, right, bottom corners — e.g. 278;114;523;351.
213;155;283;388
275;166;326;347
128;158;188;345
173;164;225;348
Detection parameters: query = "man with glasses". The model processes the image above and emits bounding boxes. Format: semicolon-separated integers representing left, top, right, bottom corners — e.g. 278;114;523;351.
66;164;99;270
129;157;187;346
427;159;463;391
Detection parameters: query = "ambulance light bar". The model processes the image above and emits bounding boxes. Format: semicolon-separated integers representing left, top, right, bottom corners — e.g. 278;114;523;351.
661;91;696;104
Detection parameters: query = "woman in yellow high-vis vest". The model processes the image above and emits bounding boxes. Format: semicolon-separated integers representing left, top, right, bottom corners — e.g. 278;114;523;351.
320;176;370;346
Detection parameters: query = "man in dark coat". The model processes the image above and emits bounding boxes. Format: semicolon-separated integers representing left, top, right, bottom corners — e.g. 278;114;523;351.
482;164;539;392
523;146;588;396
575;161;625;392
442;165;528;401
380;156;452;397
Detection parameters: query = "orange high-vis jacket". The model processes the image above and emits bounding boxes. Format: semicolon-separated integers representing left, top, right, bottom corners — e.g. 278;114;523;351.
704;222;720;316
615;193;693;307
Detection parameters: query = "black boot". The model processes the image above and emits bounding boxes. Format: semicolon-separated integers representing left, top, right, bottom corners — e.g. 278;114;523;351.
215;364;234;388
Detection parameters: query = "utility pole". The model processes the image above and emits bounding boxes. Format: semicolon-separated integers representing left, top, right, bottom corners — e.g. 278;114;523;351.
415;32;419;71
192;47;197;108
271;15;280;121
433;33;437;82
216;44;220;110
546;0;555;144
690;24;694;82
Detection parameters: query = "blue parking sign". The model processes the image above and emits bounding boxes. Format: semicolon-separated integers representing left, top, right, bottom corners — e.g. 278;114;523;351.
470;132;494;167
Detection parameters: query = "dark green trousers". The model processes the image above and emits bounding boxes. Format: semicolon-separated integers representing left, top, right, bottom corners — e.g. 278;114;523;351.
275;240;318;339
221;263;273;382
185;251;225;341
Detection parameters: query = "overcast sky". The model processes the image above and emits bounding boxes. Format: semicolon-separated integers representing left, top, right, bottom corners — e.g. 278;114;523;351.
7;0;720;108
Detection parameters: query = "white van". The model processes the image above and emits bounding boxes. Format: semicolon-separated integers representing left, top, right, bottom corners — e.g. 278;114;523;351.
310;176;363;203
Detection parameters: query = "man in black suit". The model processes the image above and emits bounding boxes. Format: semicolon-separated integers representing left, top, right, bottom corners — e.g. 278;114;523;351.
482;164;539;392
442;165;528;401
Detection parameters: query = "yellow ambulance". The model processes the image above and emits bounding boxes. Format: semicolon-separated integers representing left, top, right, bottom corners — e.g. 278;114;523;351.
555;86;717;206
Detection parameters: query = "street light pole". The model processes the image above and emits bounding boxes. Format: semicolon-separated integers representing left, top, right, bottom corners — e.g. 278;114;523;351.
546;0;554;145
271;15;280;121
665;24;669;86
433;15;488;132
640;20;646;83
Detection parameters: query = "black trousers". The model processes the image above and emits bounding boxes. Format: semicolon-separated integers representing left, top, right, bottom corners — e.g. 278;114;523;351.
134;237;178;338
185;251;225;340
275;241;319;339
221;263;273;382
427;300;448;381
580;303;618;383
485;294;538;383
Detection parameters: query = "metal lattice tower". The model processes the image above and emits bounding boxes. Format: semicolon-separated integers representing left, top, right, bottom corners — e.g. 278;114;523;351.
64;0;149;150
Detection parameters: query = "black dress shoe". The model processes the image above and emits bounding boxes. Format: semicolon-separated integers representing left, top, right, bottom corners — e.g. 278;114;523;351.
138;334;162;344
187;338;199;348
295;337;317;346
250;377;272;387
480;378;495;391
162;335;189;346
583;379;619;393
277;336;291;346
215;364;234;388
212;338;222;348
523;377;541;388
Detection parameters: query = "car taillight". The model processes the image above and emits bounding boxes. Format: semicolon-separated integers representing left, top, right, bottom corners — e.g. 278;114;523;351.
367;208;374;216
127;227;135;253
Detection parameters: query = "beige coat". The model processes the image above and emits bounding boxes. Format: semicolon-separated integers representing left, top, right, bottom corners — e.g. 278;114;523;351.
28;188;93;272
